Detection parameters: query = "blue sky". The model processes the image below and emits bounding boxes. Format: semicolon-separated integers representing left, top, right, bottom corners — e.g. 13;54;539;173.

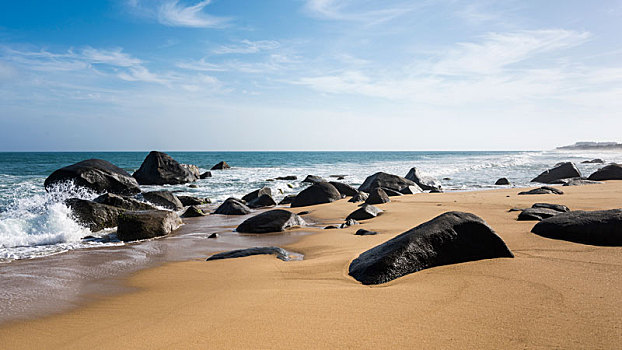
0;0;621;151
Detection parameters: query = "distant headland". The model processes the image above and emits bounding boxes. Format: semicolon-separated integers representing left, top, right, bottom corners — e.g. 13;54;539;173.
557;142;622;150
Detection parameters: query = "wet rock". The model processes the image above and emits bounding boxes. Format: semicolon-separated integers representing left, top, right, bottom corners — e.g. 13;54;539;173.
348;212;514;285
531;162;581;184
531;209;622;246
400;185;423;195
242;187;272;203
358;172;416;193
213;198;251;215
65;198;125;232
518;208;563;221
93;193;156;211
236;209;305;233
346;204;382;221
177;195;210;206
116;210;182;242
518;186;564;195
302;175;326;184
275;176;297;181
247;194;277;209
206;247;292;261
355;229;378;236
495;178;510;185
581;159;604;164
133;151;197;185
278;195;297;205
329;181;358;197
587;163;622;181
291;182;341;207
211;161;230;170
404;167;442;191
199;171;212;179
181;164;201;178
324;225;339;229
365;188;390;205
142;190;183;210
45;159;141;195
348;192;369;203
429;188;444;193
181;205;206;218
208;233;219;239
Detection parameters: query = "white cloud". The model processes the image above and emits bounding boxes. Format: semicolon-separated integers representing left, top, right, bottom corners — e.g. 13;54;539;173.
81;47;143;67
213;40;280;54
117;66;168;84
157;0;229;28
303;0;422;23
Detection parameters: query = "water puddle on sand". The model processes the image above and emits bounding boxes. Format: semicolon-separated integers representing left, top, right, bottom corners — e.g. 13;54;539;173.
0;211;314;325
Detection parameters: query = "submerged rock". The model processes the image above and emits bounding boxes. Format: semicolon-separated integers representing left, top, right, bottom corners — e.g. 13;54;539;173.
133;151;197;185
142;190;183;210
531;209;622;246
199;171;212;179
211;161;230;170
587;164;622;181
518;186;564;195
358;172;416;193
365;188;390;205
581;159;604;164
346;204;382;221
275;175;297;181
236;209;305;233
93;193;156;211
291;182;341;207
206;247;292;261
348;212;514;285
116;210;182;242
531;162;581;184
404;167;442;191
495;178;510;185
213;198;251;215
329;181;359;197
45;159;141;195
65;198;125;232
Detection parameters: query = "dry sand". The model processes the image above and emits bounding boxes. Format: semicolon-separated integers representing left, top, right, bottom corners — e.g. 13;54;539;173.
1;182;621;349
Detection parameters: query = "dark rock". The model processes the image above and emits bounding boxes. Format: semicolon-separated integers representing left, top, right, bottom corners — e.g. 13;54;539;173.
581;159;604;164
275;176;297;181
355;229;378;236
211;161;230;170
302;175;326;184
339;218;359;229
188;184;198;188
531;162;581;184
588;164;622;181
208;233;219;239
380;187;403;196
65;198;125;232
116;210;182;242
181;206;206;218
405;167;442;191
348;192;369;203
181;164;200;178
291;182;341;207
532;203;570;212
236;209;305;233
298;211;310;215
199;171;212;179
242;187;272;203
508;208;524;212
365;188;390;205
518;208;563;221
346;204;382;221
206;247;291;261
495;178;510;185
531;209;622;246
247;194;277;209
348;212;514;285
329;182;358;197
518;186;564;195
359;172;416;193
93;193;156;211
177;195;210;206
324;225;339;229
142;190;183;210
133;151;197;185
400;185;422;195
429;188;444;193
443;177;451;181
278;195;296;205
562;178;604;186
329;175;347;178
213;198;251;215
44;159;140;195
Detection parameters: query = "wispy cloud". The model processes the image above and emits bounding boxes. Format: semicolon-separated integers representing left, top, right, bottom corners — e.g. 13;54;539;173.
213;39;280;54
303;0;423;23
157;0;229;28
177;53;299;73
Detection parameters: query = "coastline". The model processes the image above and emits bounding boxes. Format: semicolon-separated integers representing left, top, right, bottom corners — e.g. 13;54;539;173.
1;182;621;349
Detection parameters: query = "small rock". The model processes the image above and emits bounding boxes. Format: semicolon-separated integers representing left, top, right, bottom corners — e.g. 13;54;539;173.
208;233;219;239
346;204;382;221
199;171;212;179
181;206;206;218
206;247;292;261
275;176;297;181
213;198;251;215
518;186;564;195
581;159;604;164
302;175;326;184
348;192;369;203
211;161;230;170
355;229;378;236
495;178;510;185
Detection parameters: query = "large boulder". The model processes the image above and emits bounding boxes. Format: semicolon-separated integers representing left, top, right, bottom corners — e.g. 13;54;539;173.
587;164;622;181
133;151;196;185
531;162;581;184
236;209;305;233
291;182;341;207
531;209;622;246
44;159;140;195
247;194;277;209
177;195;210;206
302;175;326;184
213;198;251;215
242;187;272;203
358;172;416;193
365;188;390;205
211;161;230;170
518;186;564;195
278;195;296;205
346;204;382;221
329;182;358;197
348;212;514;285
206;247;292;261
93;193;156;211
65;198;125;232
404;167;442;191
142;190;183;210
116;210;182;242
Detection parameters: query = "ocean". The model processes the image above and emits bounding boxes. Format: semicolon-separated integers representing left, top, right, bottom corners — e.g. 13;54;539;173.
0;150;620;262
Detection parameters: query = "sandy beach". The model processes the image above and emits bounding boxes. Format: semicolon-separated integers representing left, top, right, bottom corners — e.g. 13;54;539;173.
1;182;621;349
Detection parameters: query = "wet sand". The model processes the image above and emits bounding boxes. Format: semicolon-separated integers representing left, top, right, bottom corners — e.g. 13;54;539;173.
1;182;621;349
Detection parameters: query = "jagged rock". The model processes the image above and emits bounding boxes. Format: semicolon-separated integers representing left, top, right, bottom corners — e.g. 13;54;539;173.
531;162;581;184
247;194;277;209
65;198;125;232
211;161;230;170
236;209;305;233
588;164;622;181
518;208;563;221
177;195;210;206
278;195;297;205
142;190;183;210
329;182;358;197
355;229;378;236
181;206;206;218
400;185;422;195
93;193;156;211
213;198;251;215
562;178;603;186
181;164;200;178
133;151;196;185
45;159;140;195
365;188;390;205
581;159;604;164
518;187;564;195
339;218;359;229
348;212;514;285
404;167;442;191
531;209;622;246
348;192;369;203
532;203;570;212
346;204;382;221
358;172;416;193
242;187;272;203
291;182;341;207
275;176;297;181
116;210;182;242
199;171;212;179
302;175;326;184
495;178;510;185
206;247;291;261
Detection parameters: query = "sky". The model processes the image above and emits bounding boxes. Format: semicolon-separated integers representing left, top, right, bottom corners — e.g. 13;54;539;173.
0;0;621;151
